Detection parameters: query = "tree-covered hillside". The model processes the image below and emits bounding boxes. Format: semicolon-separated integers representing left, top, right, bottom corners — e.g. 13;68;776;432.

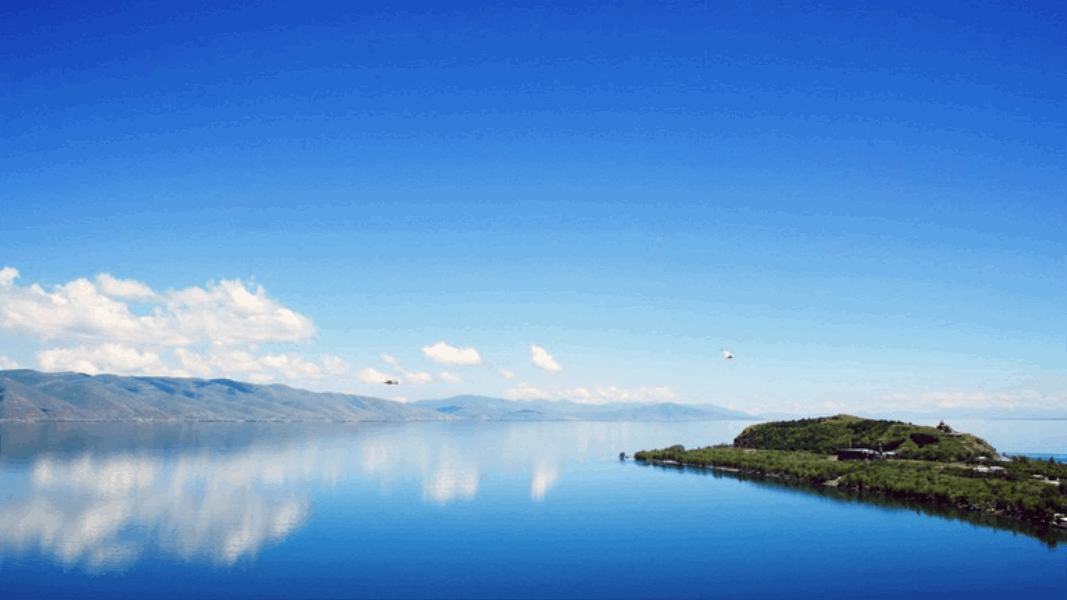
732;414;996;462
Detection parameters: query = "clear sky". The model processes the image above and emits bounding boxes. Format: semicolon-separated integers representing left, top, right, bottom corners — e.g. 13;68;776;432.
1;0;1062;416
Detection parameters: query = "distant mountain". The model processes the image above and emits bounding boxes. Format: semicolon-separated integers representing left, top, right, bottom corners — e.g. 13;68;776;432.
0;370;757;423
0;370;448;423
412;395;754;422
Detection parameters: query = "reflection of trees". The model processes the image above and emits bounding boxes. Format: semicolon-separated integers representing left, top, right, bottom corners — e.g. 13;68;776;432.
640;461;1067;548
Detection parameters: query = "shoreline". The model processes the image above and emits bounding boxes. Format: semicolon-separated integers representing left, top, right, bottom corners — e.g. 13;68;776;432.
637;456;1067;535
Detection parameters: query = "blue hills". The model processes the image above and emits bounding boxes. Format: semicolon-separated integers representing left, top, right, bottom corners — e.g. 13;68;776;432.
0;370;754;423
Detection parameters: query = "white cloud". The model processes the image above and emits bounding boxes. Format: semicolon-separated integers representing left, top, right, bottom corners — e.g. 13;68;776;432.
0;355;19;370
356;367;395;384
0;267;18;287
321;355;350;376
497;368;516;378
439;371;462;383
421;341;481;366
162;280;316;347
174;348;214;378
405;371;434;384
530;345;562;373
205;348;267;375
0;268;315;347
37;344;169;377
380;353;432;384
258;353;323;380
94;273;158;301
32;344;340;382
588;385;676;403
503;383;549;400
0;267;348;384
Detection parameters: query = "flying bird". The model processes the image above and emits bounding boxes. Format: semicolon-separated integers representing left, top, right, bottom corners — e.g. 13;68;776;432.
383;380;400;385
721;349;734;360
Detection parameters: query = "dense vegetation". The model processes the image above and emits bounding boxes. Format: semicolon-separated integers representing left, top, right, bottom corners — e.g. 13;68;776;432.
732;414;996;462
635;417;1067;536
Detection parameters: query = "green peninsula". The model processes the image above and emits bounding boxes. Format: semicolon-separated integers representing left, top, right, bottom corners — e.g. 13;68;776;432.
635;415;1067;535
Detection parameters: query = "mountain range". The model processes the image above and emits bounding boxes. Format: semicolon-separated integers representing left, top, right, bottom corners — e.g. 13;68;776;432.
0;370;753;423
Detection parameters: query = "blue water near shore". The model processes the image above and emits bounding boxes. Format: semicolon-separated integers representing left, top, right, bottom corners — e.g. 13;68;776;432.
0;420;1064;599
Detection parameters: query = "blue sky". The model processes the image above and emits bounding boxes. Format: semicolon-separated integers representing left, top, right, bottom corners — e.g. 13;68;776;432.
1;0;1062;415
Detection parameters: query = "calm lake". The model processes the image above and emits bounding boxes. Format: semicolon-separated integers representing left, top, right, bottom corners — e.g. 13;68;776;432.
0;420;1064;599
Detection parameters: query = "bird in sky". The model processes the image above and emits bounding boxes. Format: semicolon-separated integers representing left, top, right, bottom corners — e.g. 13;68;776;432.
721;349;734;360
383;380;400;385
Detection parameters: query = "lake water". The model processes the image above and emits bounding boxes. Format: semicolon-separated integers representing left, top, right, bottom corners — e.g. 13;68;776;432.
1;420;1064;599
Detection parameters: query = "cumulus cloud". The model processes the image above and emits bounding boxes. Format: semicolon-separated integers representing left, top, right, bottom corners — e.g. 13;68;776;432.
37;344;168;377
94;273;158;301
530;345;562;373
502;383;677;404
257;353;323;380
33;344;346;382
321;355;350;376
0;268;315;347
587;385;676;403
497;368;516;378
0;267;19;287
502;383;549;401
380;354;432;384
439;371;462;383
173;348;214;378
0;355;19;369
0;267;352;385
356;367;396;384
405;371;433;384
421;341;481;366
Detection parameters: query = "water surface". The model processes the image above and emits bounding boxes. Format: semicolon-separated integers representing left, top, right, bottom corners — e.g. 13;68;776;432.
0;420;1064;599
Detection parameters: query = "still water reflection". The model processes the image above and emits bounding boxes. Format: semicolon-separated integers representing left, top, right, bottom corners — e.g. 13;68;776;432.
0;421;748;571
0;420;1064;600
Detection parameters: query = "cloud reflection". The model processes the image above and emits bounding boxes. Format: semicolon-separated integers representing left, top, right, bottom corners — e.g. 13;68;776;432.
1;445;324;570
0;421;686;571
530;463;559;500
